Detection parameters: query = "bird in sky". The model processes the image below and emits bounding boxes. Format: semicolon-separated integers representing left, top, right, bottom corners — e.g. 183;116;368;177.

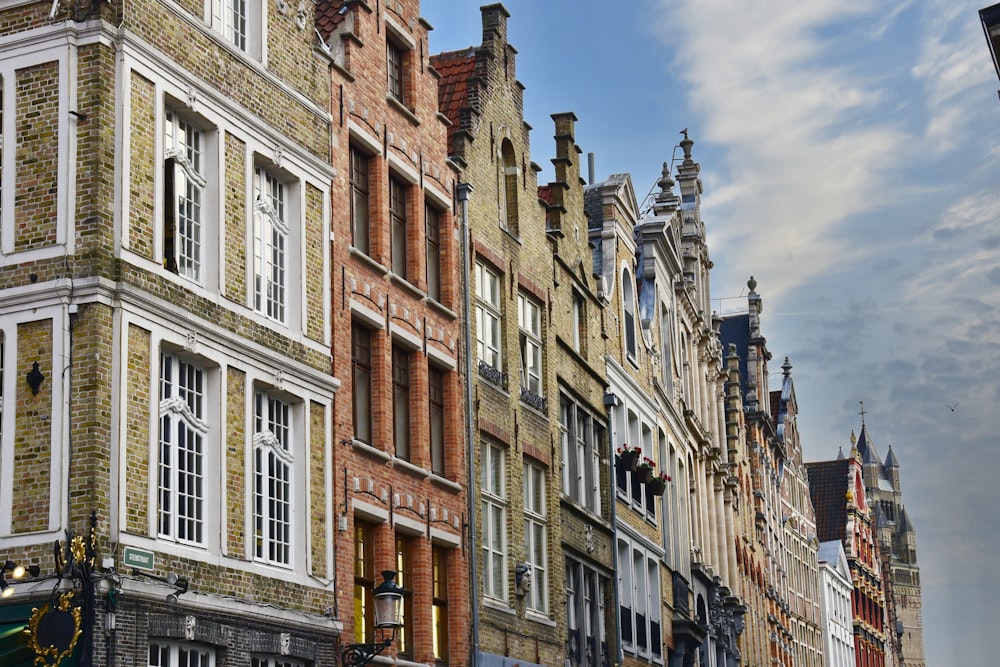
945;402;959;412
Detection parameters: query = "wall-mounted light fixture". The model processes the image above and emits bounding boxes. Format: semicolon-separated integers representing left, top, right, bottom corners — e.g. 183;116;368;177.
341;570;404;667
26;361;45;395
131;569;190;604
0;559;39;598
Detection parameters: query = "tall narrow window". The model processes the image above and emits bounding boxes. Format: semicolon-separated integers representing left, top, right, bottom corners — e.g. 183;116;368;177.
566;559;609;667
163;111;205;281
429;365;446;476
351;324;372;444
387;40;405;103
560;396;602;514
622;271;637;360
432;546;450;665
212;0;247;50
523;461;547;613
518;293;543;403
395;535;415;657
350;146;370;253
253;390;291;566
353;521;374;642
158;353;207;545
425;202;442;301
572;291;585;354
253;167;288;323
475;262;502;375
390;176;408;278
392;345;410;460
481;440;507;600
501;140;519;234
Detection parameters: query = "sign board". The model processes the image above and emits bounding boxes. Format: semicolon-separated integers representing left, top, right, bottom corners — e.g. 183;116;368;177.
123;547;155;571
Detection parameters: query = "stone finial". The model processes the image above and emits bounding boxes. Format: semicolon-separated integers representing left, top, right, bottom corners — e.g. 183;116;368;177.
680;128;694;162
747;275;757;293
782;356;792;378
659;161;675;192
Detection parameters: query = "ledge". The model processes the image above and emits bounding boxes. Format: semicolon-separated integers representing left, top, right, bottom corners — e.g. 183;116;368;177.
351;439;391;462
386;94;420;126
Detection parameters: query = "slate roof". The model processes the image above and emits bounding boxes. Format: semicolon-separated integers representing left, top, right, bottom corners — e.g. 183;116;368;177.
806;459;851;544
429;48;476;153
856;424;883;467
316;0;349;42
884;445;900;468
719;313;750;396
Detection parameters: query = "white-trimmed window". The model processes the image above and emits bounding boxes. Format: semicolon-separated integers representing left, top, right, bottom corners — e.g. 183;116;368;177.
253;167;288;323
253;389;292;566
518;293;543;400
617;537;662;658
523;460;547;613
210;0;261;57
149;640;214;667
622;269;637;361
481;440;507;600
163;110;207;282
475;261;502;374
566;558;609;667
251;658;304;667
158;352;208;545
560;395;603;514
572;290;585;354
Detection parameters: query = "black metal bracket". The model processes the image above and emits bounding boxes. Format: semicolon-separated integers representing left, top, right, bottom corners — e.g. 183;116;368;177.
341;638;392;667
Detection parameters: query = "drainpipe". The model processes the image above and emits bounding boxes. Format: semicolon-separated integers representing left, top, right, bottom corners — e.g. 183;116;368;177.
604;390;624;667
457;181;479;667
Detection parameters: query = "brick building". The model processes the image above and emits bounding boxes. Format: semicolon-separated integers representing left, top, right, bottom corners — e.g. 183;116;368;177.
432;6;615;667
0;0;339;663
317;1;470;665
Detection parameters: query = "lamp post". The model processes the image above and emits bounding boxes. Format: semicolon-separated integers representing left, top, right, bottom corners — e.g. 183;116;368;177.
341;570;404;667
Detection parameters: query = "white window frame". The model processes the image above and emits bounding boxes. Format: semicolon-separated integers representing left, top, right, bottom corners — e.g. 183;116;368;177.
158;352;209;545
251;658;304;667
164;110;208;283
622;268;637;362
253;166;289;324
518;293;543;397
481;440;507;601
149;640;215;667
253;388;293;566
560;395;602;515
475;261;502;373
617;536;662;658
566;558;608;667
523;460;547;614
209;0;263;58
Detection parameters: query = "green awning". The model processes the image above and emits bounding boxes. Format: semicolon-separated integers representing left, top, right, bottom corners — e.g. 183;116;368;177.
0;618;32;665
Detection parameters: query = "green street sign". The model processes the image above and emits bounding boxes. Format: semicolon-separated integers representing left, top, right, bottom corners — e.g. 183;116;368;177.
123;546;155;571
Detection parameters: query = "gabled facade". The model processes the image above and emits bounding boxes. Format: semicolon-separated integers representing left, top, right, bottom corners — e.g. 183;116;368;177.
854;425;925;667
818;540;858;667
0;0;339;663
432;7;615;667
807;442;889;667
318;1;470;665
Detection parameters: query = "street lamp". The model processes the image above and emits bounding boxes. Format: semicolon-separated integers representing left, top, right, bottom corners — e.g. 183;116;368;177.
341;571;404;667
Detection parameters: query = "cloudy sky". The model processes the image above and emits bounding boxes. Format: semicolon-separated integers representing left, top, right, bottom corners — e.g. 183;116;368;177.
424;0;998;663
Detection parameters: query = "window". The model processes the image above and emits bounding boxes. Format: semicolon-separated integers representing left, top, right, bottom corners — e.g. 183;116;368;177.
523;461;547;613
389;175;408;278
615;412;656;519
210;0;261;56
617;537;661;657
351;324;372;445
395;534;415;658
432;546;449;665
475;262;502;376
252;659;304;667
387;40;405;103
392;345;410;461
518;293;543;403
158;352;207;545
350;146;371;254
253;390;291;566
429;365;446;476
566;558;609;667
149;641;214;667
425;202;442;301
500;140;518;233
481;440;506;600
253;167;288;323
572;291;585;353
354;521;375;642
560;396;603;514
163;110;206;281
622;270;637;361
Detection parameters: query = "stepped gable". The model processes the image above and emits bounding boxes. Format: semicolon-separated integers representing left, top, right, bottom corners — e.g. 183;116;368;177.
430;48;476;153
806;459;851;544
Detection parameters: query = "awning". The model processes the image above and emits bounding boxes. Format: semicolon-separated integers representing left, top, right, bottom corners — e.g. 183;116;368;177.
0;618;32;666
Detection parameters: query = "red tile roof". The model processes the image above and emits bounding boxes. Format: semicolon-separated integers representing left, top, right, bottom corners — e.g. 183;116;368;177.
537;185;553;204
316;0;349;43
430;48;476;151
806;459;850;544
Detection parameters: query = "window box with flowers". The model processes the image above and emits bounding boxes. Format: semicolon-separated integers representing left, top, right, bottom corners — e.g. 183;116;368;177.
616;444;640;472
634;457;655;484
648;471;671;496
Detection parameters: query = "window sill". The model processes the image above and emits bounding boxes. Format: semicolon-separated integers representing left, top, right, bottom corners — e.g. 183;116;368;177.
429;474;462;493
392;456;430;479
525;610;556;627
351;439;391;462
425;297;458;320
388;272;425;299
482;597;515;615
349;246;389;274
386;94;420;126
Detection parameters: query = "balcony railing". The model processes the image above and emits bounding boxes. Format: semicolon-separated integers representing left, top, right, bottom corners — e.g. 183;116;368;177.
519;386;546;412
478;360;508;390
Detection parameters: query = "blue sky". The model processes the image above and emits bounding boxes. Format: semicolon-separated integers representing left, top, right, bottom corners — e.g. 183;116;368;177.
424;1;998;663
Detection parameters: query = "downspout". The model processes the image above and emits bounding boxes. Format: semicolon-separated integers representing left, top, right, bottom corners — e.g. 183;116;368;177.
605;391;623;667
457;181;479;667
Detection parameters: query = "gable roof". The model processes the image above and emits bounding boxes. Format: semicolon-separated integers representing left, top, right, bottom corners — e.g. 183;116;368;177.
316;0;349;43
806;459;850;543
429;48;476;153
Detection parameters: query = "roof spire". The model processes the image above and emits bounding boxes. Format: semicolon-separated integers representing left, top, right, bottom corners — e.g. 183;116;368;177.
859;401;866;427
